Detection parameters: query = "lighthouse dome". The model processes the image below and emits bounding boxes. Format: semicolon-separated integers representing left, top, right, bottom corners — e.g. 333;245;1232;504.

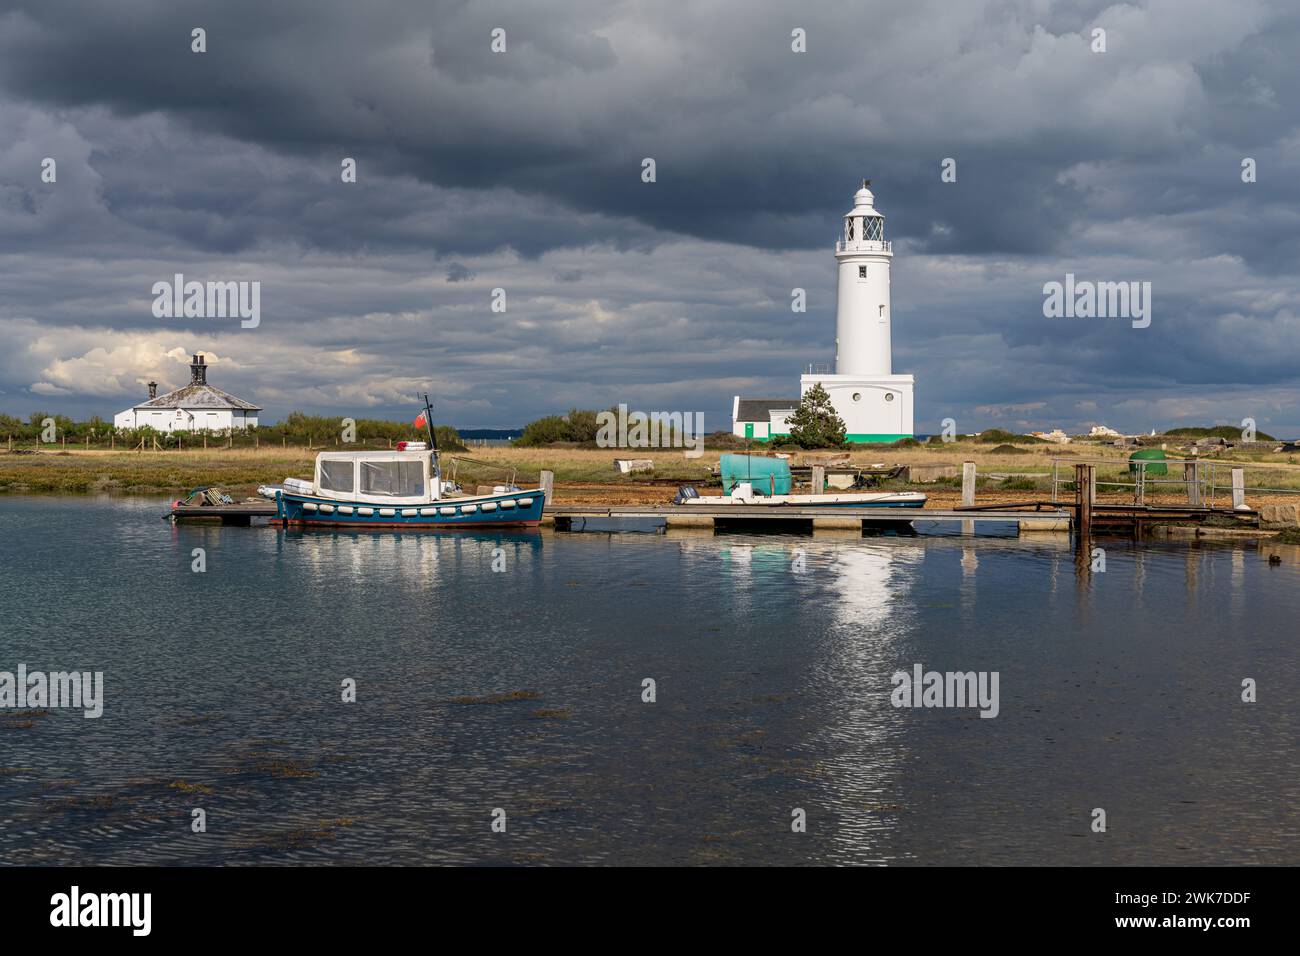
847;179;883;218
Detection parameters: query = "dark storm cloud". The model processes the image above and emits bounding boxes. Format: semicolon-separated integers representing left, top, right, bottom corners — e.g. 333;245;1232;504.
1;0;1298;434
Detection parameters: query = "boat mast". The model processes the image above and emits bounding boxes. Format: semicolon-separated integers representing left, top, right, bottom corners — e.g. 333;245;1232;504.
421;393;438;451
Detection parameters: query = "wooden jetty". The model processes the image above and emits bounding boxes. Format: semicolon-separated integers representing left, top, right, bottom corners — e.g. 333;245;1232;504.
164;496;1257;537
167;501;279;525
546;503;1072;533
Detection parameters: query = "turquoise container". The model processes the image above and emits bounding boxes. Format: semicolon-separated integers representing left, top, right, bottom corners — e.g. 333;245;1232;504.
720;454;792;495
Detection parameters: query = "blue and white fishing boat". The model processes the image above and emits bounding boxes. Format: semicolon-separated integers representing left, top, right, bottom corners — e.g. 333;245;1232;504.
275;395;545;529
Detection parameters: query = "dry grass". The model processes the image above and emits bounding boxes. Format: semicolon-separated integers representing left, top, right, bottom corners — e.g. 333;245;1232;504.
5;440;1300;502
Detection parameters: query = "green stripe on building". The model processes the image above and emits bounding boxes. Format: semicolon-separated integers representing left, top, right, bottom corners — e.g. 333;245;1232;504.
754;432;911;444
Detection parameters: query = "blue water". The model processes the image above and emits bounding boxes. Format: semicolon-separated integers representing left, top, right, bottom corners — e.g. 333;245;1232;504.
1;495;1297;865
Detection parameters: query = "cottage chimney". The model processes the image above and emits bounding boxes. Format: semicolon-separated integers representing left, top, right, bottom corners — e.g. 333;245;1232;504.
147;381;157;399
190;353;207;386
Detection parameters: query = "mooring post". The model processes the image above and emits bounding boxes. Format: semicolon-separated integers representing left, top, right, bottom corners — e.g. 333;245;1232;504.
811;464;825;495
1133;461;1145;506
1075;463;1093;541
1185;461;1202;507
961;461;976;507
1231;467;1246;511
1088;465;1097;505
540;470;554;505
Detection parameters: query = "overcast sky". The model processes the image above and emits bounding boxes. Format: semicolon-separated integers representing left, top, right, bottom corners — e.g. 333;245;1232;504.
1;0;1298;435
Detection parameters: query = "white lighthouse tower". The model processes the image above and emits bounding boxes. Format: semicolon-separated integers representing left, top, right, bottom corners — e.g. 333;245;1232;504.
800;180;914;441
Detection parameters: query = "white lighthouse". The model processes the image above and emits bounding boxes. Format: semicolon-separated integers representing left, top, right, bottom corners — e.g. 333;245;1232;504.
730;180;915;444
799;180;914;441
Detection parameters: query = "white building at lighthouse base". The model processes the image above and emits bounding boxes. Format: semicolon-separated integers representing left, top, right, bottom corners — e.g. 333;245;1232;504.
798;370;913;443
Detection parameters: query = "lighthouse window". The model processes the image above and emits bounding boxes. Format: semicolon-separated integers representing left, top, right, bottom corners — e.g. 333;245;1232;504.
863;216;883;241
858;266;867;278
852;392;862;402
885;393;895;402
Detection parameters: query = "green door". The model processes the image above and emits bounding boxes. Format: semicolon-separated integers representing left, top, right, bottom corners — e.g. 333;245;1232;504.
744;423;754;439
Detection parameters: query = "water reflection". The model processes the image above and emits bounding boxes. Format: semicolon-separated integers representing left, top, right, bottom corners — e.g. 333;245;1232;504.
0;496;1296;866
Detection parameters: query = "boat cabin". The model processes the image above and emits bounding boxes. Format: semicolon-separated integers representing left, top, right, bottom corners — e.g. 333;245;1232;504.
313;450;442;505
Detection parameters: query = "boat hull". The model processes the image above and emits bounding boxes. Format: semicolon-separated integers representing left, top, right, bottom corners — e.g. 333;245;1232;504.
276;488;545;528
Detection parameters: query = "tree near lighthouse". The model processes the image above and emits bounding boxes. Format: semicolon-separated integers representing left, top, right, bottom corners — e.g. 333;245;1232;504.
787;383;846;448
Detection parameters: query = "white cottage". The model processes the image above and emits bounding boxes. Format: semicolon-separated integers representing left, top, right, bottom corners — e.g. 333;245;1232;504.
113;354;261;432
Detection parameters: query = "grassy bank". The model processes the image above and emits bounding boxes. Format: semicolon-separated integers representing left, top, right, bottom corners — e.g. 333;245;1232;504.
4;441;1300;498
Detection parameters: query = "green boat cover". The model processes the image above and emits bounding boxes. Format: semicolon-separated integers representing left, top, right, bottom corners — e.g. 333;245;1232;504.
720;454;792;495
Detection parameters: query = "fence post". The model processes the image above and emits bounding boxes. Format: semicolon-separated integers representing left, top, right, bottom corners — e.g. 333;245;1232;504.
1185;461;1202;507
811;464;825;495
539;470;554;505
1231;467;1246;511
961;461;976;507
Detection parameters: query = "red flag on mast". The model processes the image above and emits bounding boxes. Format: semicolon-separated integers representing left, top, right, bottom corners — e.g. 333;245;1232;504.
413;409;427;429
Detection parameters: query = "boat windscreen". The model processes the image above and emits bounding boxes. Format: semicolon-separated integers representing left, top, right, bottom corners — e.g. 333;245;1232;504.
319;459;355;493
360;459;424;497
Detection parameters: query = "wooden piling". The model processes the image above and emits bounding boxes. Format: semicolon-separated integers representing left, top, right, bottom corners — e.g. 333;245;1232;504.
1231;467;1246;511
1075;463;1093;541
811;464;825;495
540;470;555;505
1185;461;1202;507
961;461;976;507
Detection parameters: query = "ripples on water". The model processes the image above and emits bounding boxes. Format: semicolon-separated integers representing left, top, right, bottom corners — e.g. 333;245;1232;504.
0;495;1297;865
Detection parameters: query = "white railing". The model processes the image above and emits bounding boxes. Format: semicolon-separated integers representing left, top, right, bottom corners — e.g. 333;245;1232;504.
1048;456;1300;509
835;239;891;254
